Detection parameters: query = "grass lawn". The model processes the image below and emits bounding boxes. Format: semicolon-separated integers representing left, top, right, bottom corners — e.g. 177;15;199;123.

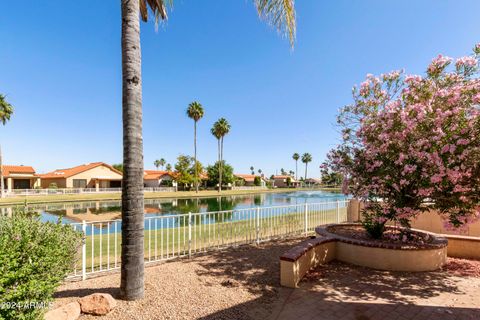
72;207;346;275
0;187;342;206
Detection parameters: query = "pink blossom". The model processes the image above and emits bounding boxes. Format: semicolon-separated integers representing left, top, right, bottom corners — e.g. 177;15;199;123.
455;56;477;69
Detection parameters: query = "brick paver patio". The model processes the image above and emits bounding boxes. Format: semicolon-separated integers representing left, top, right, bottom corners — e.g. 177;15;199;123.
270;261;480;320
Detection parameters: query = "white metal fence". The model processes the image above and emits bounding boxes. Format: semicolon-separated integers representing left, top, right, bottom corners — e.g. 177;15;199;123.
4;187;176;197
231;186;268;191
68;199;348;280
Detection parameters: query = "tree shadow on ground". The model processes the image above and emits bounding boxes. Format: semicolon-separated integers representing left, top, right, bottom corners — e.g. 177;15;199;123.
300;260;462;304
194;237;302;296
199;297;480;320
194;238;471;320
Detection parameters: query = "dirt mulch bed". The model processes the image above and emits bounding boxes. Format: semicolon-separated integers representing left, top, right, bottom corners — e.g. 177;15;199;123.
326;224;438;249
445;257;480;278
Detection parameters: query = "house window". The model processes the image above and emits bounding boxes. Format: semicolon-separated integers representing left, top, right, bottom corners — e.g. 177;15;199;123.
73;179;87;188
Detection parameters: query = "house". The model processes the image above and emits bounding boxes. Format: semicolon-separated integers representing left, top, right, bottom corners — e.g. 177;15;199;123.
272;175;299;188
1;165;40;191
304;178;322;186
40;162;123;189
144;170;176;187
234;174;266;187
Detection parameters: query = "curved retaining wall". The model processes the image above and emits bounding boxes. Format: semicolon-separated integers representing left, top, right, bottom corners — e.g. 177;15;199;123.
335;241;447;272
316;224;448;272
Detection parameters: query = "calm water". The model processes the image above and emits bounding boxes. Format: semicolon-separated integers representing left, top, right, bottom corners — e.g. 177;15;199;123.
0;190;346;229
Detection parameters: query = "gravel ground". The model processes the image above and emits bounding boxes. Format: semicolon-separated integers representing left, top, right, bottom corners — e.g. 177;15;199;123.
53;237;480;320
53;237;302;320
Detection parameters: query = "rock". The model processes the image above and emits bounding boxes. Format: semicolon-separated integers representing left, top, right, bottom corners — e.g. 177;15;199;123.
78;293;117;316
44;301;81;320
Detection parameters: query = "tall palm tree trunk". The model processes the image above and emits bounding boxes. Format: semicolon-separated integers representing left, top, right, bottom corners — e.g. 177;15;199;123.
194;121;198;193
0;144;4;198
120;0;144;300
217;138;221;192
305;163;308;181
295;160;298;181
219;137;224;192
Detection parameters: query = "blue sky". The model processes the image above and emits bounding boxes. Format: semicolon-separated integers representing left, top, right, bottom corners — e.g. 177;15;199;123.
1;1;479;178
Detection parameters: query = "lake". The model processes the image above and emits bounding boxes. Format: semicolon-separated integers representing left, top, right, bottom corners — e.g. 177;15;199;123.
0;190;347;225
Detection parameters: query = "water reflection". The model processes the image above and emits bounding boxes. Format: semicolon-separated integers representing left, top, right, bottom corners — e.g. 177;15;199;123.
0;191;346;224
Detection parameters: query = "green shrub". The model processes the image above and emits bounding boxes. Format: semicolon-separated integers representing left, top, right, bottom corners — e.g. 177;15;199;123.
48;183;58;189
361;209;386;239
0;208;82;320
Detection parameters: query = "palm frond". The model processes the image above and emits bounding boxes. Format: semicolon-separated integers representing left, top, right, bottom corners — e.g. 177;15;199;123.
140;0;173;25
187;101;204;121
0;94;13;125
254;0;296;47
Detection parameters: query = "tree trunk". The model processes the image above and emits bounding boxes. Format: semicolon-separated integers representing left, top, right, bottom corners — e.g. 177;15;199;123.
0;144;4;198
295;160;298;181
305;163;308;181
217;138;221;192
219;137;224;193
194;121;198;193
120;0;144;301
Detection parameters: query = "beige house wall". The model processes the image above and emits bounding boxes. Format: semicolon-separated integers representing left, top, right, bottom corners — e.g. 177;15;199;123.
144;175;173;188
64;165;122;188
41;165;122;189
41;178;67;189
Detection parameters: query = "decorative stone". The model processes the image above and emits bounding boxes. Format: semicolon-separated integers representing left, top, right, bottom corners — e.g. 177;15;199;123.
78;293;117;316
44;301;81;320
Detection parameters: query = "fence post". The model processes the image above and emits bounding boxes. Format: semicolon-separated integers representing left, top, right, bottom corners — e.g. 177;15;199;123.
336;200;340;223
81;220;87;281
304;202;309;235
255;207;260;245
188;212;192;258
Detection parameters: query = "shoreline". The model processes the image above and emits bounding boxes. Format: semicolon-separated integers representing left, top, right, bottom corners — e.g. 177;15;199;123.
0;187;342;206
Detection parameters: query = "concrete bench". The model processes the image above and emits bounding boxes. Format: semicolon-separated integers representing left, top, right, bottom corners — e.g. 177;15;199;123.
280;237;337;288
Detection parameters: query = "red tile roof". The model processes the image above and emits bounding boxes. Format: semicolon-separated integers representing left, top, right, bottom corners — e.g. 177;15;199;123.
144;170;207;180
144;170;174;180
40;162;122;179
1;165;36;177
235;174;258;182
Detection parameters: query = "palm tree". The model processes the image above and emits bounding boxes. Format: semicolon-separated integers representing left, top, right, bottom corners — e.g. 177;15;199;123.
187;101;204;193
250;166;255;175
292;153;299;180
159;158;166;169
119;0;296;300
301;153;312;181
154;159;161;170
166;163;172;172
258;169;262;175
0;94;13;198
211;118;231;192
211;125;222;188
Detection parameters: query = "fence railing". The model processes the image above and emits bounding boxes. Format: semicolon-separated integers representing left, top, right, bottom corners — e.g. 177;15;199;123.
68;199;349;280
5;187;176;197
231;186;268;191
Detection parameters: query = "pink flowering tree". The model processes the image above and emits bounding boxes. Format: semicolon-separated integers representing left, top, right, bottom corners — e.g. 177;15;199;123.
323;44;480;238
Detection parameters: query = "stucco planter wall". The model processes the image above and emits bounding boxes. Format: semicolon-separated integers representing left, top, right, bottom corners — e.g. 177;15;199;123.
316;224;448;272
